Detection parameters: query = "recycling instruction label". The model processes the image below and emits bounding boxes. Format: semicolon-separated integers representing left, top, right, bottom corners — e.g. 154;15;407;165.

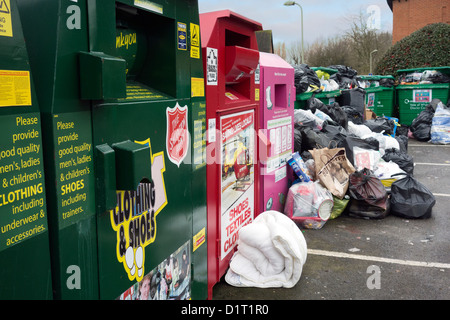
0;70;32;107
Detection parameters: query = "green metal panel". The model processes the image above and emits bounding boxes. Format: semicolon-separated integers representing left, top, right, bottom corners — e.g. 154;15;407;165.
315;89;341;105
18;0;207;300
0;0;52;299
18;0;99;299
89;0;207;300
365;87;395;117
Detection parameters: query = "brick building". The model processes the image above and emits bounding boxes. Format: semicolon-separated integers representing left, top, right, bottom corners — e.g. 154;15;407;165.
387;0;450;43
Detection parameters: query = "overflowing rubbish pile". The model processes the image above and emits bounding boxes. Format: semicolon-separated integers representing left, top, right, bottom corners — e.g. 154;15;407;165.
358;76;395;89
293;64;321;94
327;65;359;89
284;96;437;230
225;64;448;291
293;64;350;94
398;69;450;85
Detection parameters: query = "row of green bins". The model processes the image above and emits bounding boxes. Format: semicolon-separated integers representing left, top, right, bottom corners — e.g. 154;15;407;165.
294;67;341;109
360;75;395;117
396;67;450;126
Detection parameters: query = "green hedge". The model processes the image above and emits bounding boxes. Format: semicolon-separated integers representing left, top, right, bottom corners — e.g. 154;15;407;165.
375;23;450;76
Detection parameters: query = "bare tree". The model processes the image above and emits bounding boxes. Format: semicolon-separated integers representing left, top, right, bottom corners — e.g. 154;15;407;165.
285;41;302;65
274;41;287;60
283;10;392;74
305;36;353;67
344;11;392;74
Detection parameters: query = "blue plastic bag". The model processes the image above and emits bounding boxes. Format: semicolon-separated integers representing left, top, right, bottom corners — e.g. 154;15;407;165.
430;102;450;145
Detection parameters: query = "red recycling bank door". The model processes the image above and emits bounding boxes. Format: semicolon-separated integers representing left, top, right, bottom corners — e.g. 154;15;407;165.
219;109;255;259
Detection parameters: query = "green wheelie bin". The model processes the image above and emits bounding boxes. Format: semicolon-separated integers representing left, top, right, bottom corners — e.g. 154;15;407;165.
360;75;395;117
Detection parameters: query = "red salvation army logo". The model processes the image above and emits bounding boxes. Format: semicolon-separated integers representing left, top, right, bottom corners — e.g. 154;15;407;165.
166;103;189;167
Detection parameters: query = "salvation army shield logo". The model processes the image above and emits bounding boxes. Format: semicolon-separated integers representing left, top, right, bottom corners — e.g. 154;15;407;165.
166;103;189;167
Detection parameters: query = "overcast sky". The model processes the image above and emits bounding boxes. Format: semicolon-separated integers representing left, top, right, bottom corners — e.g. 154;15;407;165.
198;0;393;45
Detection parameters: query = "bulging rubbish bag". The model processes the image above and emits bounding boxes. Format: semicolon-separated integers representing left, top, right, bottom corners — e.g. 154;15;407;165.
284;181;334;229
390;174;436;219
364;118;395;135
294;64;321;94
382;148;414;175
348;168;390;219
410;99;440;141
330;195;350;219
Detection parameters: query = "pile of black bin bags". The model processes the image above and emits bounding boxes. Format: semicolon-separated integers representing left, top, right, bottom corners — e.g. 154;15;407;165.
291;97;436;224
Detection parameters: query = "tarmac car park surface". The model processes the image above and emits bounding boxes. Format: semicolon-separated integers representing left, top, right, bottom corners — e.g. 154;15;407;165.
212;138;450;300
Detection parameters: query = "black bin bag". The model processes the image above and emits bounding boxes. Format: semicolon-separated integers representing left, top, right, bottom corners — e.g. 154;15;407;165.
390;174;436;219
348;168;390;219
382;148;414;175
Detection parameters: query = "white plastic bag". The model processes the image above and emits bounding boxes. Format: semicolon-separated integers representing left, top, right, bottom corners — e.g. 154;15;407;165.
353;147;382;171
384;135;400;150
374;160;406;180
348;121;372;138
314;109;333;122
294;109;323;130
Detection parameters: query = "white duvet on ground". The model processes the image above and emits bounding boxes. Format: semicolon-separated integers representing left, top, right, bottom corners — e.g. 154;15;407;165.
225;210;307;288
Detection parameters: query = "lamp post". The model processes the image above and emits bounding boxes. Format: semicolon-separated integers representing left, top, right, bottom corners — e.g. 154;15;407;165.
370;49;378;74
284;1;304;64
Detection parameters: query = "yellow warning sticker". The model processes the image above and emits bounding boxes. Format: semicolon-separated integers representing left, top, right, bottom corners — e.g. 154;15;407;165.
190;23;200;59
191;77;205;97
190;46;200;59
0;0;13;37
0;70;32;107
193;227;205;252
190;23;199;47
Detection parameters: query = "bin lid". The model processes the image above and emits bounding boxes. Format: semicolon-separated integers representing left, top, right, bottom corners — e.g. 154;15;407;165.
259;52;293;70
396;83;450;90
397;66;450;75
359;75;394;80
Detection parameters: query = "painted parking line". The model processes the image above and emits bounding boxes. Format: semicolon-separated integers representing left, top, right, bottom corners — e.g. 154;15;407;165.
307;249;450;269
433;193;450;197
414;163;450;166
409;144;450;147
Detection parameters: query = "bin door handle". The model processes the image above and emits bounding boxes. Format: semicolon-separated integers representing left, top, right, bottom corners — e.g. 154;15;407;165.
111;140;152;191
95;141;153;213
95;144;117;213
